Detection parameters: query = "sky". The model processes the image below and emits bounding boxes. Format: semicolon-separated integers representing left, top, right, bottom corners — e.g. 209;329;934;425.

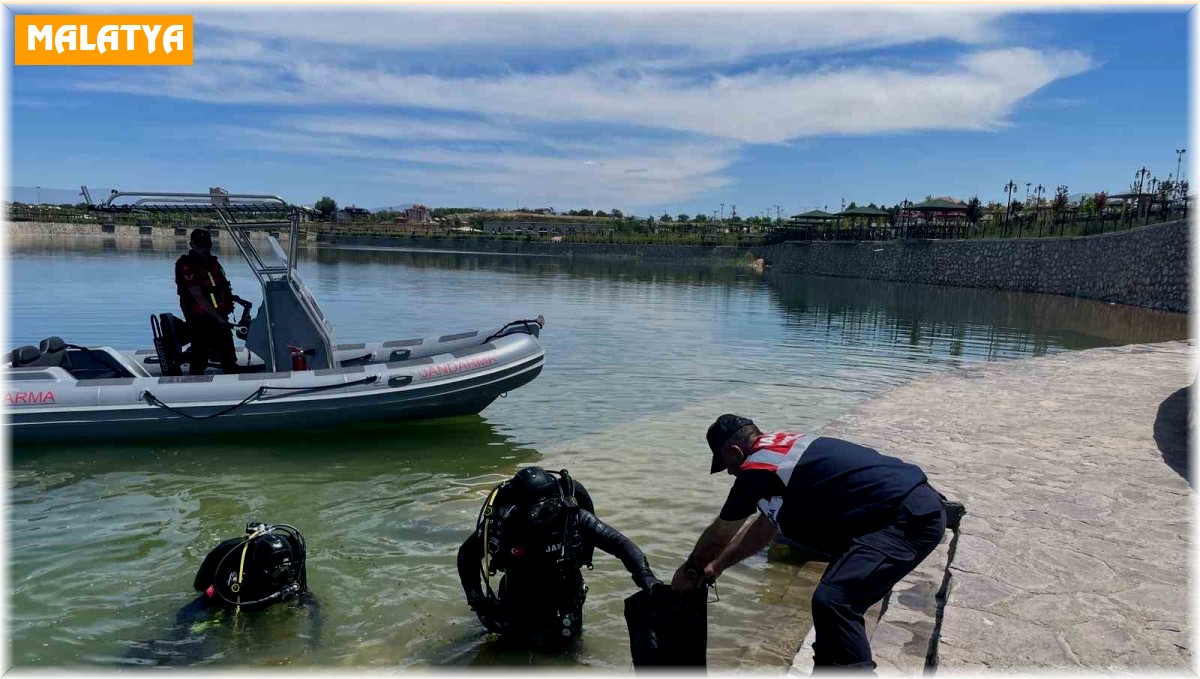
7;5;1191;217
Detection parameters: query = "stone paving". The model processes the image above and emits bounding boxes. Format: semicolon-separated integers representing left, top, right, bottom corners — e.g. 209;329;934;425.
791;341;1193;673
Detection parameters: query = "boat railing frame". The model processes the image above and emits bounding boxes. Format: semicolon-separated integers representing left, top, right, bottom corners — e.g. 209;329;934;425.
83;187;332;371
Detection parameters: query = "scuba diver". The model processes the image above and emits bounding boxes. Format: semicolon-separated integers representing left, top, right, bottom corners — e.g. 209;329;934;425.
122;522;321;666
457;466;662;648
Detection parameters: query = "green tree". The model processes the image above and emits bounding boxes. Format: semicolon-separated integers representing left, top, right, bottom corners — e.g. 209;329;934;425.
314;196;337;219
677;213;690;223
596;210;609;218
610;208;624;219
694;214;708;223
965;196;982;225
659;213;673;222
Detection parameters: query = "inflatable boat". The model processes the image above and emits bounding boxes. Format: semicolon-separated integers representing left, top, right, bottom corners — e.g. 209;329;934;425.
5;190;546;443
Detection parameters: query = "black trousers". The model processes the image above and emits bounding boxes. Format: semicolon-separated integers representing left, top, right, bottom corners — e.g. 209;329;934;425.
810;483;946;672
184;313;238;375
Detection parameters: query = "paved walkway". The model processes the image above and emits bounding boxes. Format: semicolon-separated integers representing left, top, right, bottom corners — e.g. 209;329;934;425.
791;341;1193;673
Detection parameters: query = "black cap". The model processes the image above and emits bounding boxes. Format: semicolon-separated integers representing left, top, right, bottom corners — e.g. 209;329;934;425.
707;414;755;474
190;228;212;246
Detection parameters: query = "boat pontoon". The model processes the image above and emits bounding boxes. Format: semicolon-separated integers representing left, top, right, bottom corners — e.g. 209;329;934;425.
4;189;546;443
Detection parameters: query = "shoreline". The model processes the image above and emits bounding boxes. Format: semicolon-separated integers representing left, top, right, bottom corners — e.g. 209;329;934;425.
5;221;1189;311
788;340;1192;673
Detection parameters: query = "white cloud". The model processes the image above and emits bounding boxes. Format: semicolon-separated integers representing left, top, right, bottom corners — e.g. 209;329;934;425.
209;119;737;209
41;7;1096;208
186;6;1014;62
81;47;1091;144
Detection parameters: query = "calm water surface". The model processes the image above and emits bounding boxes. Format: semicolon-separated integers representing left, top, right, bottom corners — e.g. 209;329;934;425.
7;235;1188;669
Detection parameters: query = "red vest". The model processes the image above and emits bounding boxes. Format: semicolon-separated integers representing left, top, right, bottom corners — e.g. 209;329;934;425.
739;431;814;530
175;252;233;316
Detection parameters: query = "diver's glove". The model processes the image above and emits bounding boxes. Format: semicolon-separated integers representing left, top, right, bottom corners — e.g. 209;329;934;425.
635;572;663;591
469;596;505;635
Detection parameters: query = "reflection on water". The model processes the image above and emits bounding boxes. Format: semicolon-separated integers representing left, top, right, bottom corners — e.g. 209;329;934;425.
7;235;1189;669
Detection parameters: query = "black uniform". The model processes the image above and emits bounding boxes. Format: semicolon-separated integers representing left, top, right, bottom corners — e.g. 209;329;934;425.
720;435;946;671
458;467;660;647
174;249;238;375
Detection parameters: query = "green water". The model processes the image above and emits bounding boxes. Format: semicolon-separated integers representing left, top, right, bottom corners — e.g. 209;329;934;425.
7;235;1188;669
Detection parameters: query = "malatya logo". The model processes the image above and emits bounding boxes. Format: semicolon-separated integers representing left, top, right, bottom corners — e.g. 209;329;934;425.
16;15;193;66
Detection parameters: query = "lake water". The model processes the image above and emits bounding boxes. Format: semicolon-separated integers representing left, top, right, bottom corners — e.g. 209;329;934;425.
6;235;1188;669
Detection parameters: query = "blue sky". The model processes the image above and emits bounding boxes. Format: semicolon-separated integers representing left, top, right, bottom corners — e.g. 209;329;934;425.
8;6;1190;216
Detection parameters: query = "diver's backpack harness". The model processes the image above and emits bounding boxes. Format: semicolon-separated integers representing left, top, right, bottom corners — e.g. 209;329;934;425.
474;469;594;610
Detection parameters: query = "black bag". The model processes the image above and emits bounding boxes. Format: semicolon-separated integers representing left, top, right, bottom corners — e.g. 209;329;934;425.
624;584;707;670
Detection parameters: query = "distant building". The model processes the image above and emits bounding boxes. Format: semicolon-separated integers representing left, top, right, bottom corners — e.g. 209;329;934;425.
483;220;611;236
336;206;372;223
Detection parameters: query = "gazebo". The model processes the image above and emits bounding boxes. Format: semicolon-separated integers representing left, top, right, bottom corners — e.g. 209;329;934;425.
903;198;969;238
836;206;892;239
788;209;839;239
789;209;839;225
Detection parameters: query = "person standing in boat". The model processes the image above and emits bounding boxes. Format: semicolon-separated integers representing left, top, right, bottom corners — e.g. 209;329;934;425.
175;228;246;374
458;467;662;648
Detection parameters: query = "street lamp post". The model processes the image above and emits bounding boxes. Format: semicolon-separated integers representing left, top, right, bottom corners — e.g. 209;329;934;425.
1003;180;1017;238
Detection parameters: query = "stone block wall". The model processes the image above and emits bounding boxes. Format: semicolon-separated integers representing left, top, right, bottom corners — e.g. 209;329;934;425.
755;221;1190;312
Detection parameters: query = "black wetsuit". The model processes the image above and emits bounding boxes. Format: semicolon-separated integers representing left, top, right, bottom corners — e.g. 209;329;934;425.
720;435;946;670
120;591;322;666
458;508;658;647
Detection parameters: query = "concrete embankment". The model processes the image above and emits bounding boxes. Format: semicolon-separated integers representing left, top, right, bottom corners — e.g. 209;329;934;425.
755;220;1190;312
791;341;1193;674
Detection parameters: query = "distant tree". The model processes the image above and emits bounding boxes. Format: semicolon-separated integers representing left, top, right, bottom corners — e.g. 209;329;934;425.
1053;185;1070;217
611;208;624;219
846;201;858;210
1157;178;1176;212
694;213;708;223
659;213;673;223
729;215;742;224
1079;195;1097;216
579;209;594;217
965;196;982;225
645;215;655;225
315;197;337;219
1093;191;1108;215
677;213;690;223
867;202;879;209
595;210;609;218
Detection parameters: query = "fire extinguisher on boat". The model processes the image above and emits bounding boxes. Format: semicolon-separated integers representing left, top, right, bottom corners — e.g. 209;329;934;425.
288;345;308;371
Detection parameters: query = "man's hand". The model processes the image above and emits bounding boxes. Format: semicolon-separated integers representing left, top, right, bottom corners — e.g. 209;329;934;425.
703;562;721;583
